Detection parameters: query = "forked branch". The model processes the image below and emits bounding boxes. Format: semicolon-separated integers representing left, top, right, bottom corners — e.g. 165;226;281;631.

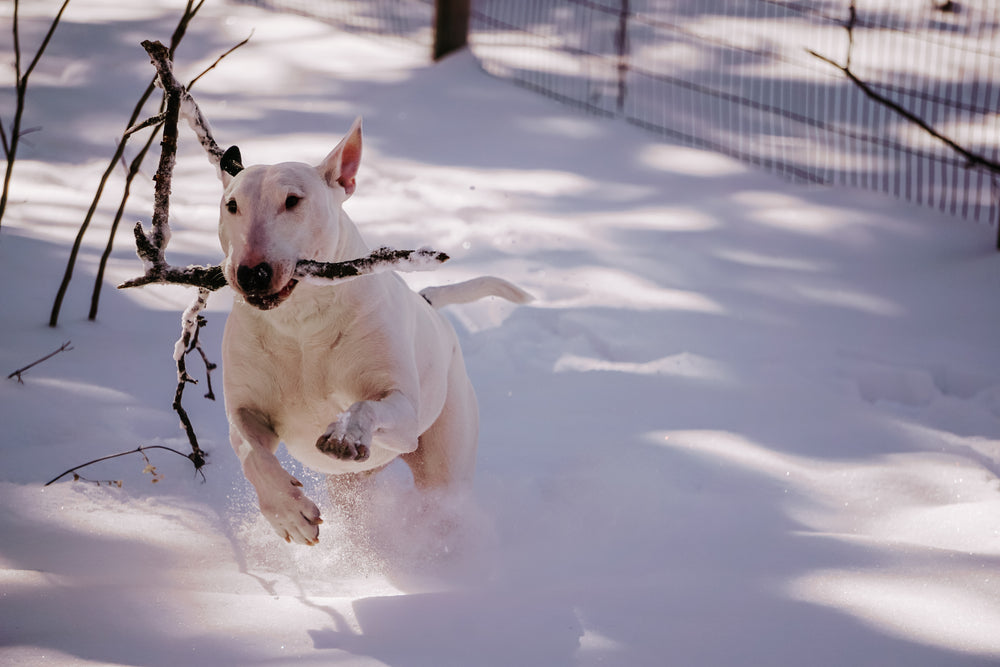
807;2;1000;176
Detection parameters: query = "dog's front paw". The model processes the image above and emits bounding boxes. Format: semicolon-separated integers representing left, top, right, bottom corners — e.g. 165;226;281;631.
257;476;324;546
316;408;372;461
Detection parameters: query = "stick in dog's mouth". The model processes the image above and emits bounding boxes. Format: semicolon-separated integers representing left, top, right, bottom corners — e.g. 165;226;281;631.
243;279;299;310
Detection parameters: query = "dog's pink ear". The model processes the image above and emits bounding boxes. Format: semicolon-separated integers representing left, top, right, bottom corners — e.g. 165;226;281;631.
319;117;362;196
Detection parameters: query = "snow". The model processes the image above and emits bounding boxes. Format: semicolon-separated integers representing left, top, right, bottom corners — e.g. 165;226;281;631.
2;1;1000;665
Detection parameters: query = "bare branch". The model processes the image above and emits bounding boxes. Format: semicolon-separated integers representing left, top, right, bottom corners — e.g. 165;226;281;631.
116;226;226;290
0;0;72;228
171;288;212;469
167;0;206;61
124;112;167;137
844;2;856;70
44;444;205;486
12;0;22;85
7;341;73;383
21;0;72;83
0;117;10;159
187;313;217;400
103;39;214;475
188;31;254;90
807;4;1000;176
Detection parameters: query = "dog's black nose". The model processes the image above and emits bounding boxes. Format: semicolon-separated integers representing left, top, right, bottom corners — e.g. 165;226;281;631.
236;262;273;294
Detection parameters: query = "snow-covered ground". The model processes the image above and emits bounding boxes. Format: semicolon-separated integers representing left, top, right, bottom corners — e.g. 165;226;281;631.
3;1;1000;665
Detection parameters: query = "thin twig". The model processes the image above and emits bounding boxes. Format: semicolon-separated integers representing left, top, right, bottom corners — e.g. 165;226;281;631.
7;341;73;383
44;444;204;486
167;0;206;61
188;30;253;90
189;315;217;400
12;0;21;94
20;0;72;82
123;113;167;138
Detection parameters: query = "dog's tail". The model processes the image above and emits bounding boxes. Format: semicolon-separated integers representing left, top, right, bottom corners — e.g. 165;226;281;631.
420;277;533;309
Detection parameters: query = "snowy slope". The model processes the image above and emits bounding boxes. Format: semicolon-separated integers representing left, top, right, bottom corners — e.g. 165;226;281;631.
2;1;1000;665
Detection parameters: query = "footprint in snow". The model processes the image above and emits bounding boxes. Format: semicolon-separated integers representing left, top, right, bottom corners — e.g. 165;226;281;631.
847;358;998;410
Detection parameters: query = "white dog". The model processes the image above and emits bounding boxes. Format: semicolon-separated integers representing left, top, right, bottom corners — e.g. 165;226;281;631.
218;118;530;545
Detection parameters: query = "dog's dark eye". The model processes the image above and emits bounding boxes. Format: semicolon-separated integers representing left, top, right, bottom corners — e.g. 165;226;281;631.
285;195;301;210
226;199;238;214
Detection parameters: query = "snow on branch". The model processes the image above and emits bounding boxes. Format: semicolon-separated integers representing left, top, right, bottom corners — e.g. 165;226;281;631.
118;247;449;293
297;247;449;281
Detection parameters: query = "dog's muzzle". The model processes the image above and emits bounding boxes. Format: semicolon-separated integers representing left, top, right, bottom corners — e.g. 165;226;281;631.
236;262;273;294
235;262;298;310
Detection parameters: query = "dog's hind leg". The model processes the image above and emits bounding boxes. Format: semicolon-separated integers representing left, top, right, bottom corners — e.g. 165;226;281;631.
403;350;479;490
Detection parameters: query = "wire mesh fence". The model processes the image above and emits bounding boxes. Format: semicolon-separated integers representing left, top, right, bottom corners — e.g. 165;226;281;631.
240;0;1000;228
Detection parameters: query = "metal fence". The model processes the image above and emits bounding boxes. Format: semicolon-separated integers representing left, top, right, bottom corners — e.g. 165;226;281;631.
242;0;1000;227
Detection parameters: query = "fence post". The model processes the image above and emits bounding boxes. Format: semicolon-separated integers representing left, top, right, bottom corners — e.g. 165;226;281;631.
434;0;470;61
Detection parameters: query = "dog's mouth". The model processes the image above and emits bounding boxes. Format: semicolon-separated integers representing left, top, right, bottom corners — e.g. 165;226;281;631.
244;279;298;310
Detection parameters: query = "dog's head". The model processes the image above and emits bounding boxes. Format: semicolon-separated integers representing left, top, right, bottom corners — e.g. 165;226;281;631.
217;117;363;311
